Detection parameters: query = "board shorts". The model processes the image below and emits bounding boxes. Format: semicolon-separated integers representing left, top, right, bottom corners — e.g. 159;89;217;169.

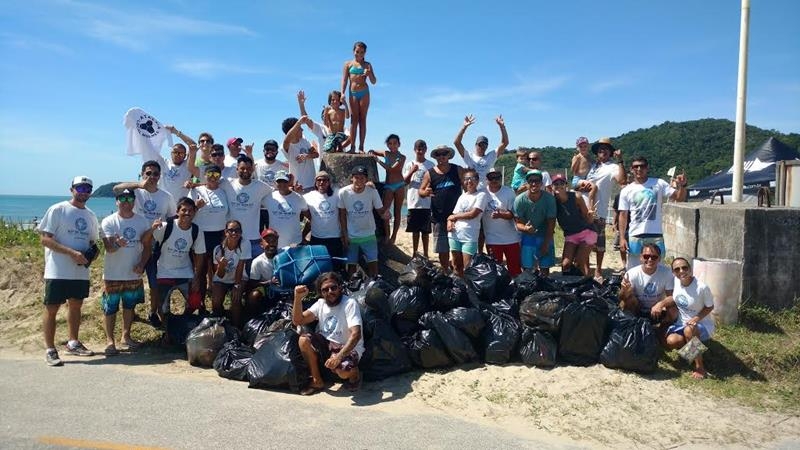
347;235;378;264
44;279;90;305
565;228;598;246
305;332;360;372
101;279;145;315
667;322;711;342
521;234;555;270
406;209;432;234
432;221;449;254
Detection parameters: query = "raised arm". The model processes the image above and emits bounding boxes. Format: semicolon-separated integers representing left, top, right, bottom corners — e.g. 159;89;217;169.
453;115;475;158
165;125;198;149
365;61;376;85
297;90;309;117
113;181;145;195
495;115;509;156
669;173;688;202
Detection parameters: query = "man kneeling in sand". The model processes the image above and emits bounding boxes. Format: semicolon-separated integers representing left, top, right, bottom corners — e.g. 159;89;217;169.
292;272;364;395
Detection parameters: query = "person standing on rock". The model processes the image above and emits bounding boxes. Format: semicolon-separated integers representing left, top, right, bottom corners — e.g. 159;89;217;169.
39;176;100;366
419;145;464;272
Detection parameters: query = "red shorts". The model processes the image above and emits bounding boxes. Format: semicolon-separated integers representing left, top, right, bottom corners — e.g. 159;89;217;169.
486;243;522;277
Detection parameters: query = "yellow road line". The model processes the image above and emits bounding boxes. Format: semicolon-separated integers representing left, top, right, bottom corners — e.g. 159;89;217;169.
37;436;169;450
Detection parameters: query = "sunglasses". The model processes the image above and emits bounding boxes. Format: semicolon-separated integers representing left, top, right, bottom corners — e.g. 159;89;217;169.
206;172;221;179
74;185;92;194
529;157;540;161
171;150;186;155
320;285;340;293
264;147;278;153
642;254;659;261
117;196;135;203
199;139;211;143
487;176;502;181
631;164;647;169
316;178;330;182
144;171;161;177
211;152;224;157
432;153;448;158
464;176;478;181
673;265;691;272
226;228;242;233
553;181;567;186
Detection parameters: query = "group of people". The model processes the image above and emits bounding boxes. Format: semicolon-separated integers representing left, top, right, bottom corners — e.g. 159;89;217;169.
36;38;713;383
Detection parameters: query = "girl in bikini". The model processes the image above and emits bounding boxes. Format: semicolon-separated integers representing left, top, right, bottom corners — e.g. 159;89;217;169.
369;134;406;244
340;41;376;153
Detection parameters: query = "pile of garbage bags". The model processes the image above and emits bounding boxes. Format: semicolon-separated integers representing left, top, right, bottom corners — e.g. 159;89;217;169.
182;253;661;394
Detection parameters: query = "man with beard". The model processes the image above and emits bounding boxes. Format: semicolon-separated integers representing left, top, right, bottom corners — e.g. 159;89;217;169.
39;176;100;366
245;228;281;316
262;170;309;248
514;170;556;275
254;139;289;189
140;125;197;200
222;155;272;258
293;272;364;395
618;156;687;270
418;145;464;272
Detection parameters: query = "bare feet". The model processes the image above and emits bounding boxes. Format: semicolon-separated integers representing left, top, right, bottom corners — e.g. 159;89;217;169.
691;368;707;380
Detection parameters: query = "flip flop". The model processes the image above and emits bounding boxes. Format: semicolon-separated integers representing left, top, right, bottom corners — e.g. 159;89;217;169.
300;384;324;396
105;345;119;356
691;369;707;380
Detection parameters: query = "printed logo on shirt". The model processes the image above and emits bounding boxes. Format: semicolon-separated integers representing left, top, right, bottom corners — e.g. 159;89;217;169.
319;200;332;212
264;171;276;184
144;200;157;213
277;201;293;214
475;158;488;170
353;200;365;212
226;257;235;273
75;217;88;232
136;114;161;138
644;282;658;296
488;199;501;211
322;315;339;336
675;294;689;308
167;167;180;181
236;192;250;204
123;226;137;241
174;238;188;251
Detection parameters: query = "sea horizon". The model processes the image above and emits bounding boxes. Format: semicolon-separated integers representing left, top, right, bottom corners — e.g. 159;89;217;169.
0;194;118;223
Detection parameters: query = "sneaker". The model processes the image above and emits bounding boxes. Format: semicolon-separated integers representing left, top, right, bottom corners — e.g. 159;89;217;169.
148;312;162;328
45;349;63;367
65;341;94;357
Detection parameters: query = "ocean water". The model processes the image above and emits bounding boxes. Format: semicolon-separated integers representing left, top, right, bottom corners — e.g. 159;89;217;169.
0;195;118;224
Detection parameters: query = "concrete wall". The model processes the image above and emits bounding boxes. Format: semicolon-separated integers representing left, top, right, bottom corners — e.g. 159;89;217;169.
663;203;800;309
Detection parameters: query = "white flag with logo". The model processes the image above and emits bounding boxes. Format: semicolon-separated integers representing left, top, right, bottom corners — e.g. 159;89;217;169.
123;107;173;156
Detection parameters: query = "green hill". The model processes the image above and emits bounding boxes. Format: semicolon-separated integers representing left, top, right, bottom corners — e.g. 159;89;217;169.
91;182;122;198
495;119;800;184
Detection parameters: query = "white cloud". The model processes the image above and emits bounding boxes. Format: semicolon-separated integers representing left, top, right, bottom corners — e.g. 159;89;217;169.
0;33;74;56
170;60;271;79
422;75;570;107
588;77;634;94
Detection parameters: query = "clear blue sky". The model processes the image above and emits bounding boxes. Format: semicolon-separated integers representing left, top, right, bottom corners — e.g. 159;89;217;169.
0;0;798;195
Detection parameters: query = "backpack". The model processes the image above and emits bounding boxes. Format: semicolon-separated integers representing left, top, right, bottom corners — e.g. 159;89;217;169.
155;220;200;261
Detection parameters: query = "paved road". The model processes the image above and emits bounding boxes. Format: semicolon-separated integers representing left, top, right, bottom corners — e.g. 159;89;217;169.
0;357;576;449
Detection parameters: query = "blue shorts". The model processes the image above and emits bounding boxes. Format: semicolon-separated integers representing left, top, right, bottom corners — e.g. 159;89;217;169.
347;235;378;264
628;235;666;258
448;239;478;256
667;323;711;342
101;280;145;315
520;234;555;270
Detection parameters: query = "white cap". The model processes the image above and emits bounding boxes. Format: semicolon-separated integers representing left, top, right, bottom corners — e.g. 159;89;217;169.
71;176;93;187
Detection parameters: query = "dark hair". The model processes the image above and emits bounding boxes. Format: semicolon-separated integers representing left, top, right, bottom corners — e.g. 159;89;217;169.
353;41;367;51
315;271;344;294
631;156;648;166
385;134;400;145
211;143;225;154
642;243;661;257
205;165;222;174
263;140;279;151
176;197;196;211
414;139;427;149
141;160;160;173
282;117;298;135
172;143;187;152
237;155;254;166
671;257;690;269
463;168;478;178
328;90;342;105
198;132;214;144
224;219;244;252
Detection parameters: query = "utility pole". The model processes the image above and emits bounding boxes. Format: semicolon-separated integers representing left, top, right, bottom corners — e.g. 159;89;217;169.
732;0;750;202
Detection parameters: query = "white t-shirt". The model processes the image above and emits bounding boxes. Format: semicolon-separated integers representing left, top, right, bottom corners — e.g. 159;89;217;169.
481;186;520;245
212;242;252;284
463;151;498;188
222;179;272;241
39;201;99;280
123;107;172;157
262;190;308;248
450;191;488;242
249;253;275;282
584;161;621;219
221;165;237;181
254;158;289;188
283;137;316;189
100;212;151;281
308;296;365;357
134;189;176;222
403;159;435;209
190;186;229;232
619;178;675;237
304;189;341;239
672;278;716;336
338;185;383;238
159;160;191;201
152;220;206;279
625;264;674;312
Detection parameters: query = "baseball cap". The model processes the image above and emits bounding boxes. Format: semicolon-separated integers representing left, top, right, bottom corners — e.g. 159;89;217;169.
551;173;567;184
275;170;290;182
116;188;135;199
71;176;93;187
525;170;543;181
475;135;489;146
315;170;331;180
576;136;589;146
351;165;368;176
263;139;279;150
486;168;502;179
227;137;243;146
260;228;279;239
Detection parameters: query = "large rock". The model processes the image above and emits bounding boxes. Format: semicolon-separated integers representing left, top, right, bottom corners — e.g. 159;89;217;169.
320;153;379;188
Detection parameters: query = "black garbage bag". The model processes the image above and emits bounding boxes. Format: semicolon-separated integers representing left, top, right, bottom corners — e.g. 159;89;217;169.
213;340;254;381
243;313;273;346
398;254;436;289
363;286;391;321
247;328;309;393
166;313;205;346
480;308;521;365
551;275;600;296
389;285;431;336
429;274;468;311
600;315;659;373
404;329;453;369
519;327;557;367
186;317;240;367
253;318;295;350
518;292;576;333
463;253;500;306
443;307;486;340
360;317;412;381
491;297;519;317
419;311;478;364
558;297;611;366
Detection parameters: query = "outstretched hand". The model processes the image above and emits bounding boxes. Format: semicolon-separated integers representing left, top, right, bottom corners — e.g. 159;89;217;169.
297;90;306;104
495;115;505;127
463;114;476;128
